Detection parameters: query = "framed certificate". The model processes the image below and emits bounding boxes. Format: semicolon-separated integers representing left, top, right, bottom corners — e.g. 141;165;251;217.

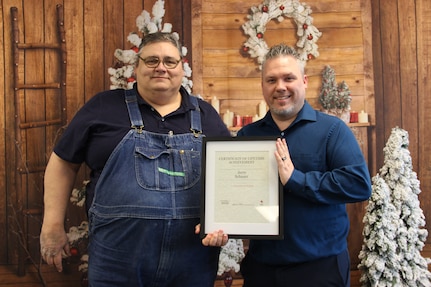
200;136;283;239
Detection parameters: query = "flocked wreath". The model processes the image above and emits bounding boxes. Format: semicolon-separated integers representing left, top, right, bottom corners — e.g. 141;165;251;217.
241;0;322;69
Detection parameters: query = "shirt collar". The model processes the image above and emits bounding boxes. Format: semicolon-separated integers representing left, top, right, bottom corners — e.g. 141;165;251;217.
260;100;317;129
133;84;193;113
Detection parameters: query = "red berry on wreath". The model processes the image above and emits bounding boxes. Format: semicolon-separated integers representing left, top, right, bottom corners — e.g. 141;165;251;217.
257;33;263;39
131;46;139;53
307;34;313;40
127;77;136;83
262;5;268;12
280;5;285;10
303;24;308;30
243;46;249;52
308;54;313;60
70;247;79;257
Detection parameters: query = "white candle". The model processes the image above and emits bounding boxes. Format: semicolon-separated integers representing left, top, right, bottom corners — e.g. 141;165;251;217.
253;114;260;122
358;110;368;123
211;96;220;114
258;100;267;118
223;110;232;127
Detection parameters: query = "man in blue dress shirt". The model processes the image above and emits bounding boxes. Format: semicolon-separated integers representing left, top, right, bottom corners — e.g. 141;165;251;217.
237;44;372;287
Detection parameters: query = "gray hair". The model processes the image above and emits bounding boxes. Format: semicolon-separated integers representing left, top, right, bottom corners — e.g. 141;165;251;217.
138;32;182;56
262;44;305;75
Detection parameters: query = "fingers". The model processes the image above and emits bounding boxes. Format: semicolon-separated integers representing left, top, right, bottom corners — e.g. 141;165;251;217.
195;224;201;234
201;230;228;247
41;248;64;272
275;138;290;162
275;138;294;185
40;231;70;273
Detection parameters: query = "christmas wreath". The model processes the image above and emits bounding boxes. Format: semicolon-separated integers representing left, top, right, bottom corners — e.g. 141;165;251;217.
241;0;322;69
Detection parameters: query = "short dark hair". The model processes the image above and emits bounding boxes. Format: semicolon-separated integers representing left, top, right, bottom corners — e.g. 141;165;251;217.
138;32;182;56
263;44;305;75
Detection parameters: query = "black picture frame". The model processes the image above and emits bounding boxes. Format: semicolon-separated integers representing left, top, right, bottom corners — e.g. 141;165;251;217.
200;136;283;239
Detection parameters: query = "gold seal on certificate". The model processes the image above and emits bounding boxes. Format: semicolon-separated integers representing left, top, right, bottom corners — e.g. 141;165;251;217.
201;137;283;239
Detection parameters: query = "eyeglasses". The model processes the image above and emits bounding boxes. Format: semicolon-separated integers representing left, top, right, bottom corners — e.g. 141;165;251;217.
138;56;182;69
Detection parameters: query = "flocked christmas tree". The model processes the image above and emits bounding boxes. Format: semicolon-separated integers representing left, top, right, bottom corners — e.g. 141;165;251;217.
319;65;338;110
318;65;351;114
358;127;431;287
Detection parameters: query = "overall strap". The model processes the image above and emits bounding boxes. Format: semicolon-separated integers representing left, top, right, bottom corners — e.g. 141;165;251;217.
189;95;202;137
124;89;144;133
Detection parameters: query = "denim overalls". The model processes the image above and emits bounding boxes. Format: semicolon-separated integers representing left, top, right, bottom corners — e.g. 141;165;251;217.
87;89;219;286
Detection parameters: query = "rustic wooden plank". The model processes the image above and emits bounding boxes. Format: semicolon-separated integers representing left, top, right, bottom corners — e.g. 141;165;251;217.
20;0;45;262
380;0;401;141
202;74;365;99
202;47;365;78
202;12;362;30
416;0;431;244
181;0;193;64
123;0;143;47
103;0;124;90
201;0;362;14
398;0;418;170
371;0;385;170
0;0;9;265
202;27;363;50
191;0;204;95
3;0;25;266
63;1;85;116
44;0;63;155
360;0;376;174
83;1;105;98
0;263;82;286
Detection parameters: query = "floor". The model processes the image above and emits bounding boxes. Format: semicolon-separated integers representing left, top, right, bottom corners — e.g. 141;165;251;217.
1;244;430;286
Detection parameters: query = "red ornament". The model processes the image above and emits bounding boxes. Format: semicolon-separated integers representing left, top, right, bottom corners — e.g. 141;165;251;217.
243;46;249;52
262;5;268;12
303;24;308;30
307;34;313;40
257;32;263;39
223;272;233;287
70;247;79;257
307;54;313;60
127;77;136;83
279;5;285;10
131;46;139;53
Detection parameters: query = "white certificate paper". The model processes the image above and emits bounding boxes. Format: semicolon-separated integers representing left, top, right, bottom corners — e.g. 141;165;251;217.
201;137;283;239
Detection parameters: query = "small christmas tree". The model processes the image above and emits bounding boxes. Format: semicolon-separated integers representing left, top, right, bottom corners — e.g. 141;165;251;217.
318;65;351;112
358;127;431;287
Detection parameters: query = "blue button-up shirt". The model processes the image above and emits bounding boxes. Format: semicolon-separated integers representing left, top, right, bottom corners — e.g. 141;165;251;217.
237;101;371;265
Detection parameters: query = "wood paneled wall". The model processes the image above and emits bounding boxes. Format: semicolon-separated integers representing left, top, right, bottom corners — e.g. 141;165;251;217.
191;0;375;133
372;0;431;243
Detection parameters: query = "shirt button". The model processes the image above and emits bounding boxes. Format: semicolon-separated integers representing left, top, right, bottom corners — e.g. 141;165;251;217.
161;118;165;122
281;132;285;136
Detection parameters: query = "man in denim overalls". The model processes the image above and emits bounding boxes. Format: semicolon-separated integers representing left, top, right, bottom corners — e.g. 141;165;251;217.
40;32;230;286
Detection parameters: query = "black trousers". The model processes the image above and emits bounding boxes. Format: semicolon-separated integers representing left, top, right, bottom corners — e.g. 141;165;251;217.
241;249;350;287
